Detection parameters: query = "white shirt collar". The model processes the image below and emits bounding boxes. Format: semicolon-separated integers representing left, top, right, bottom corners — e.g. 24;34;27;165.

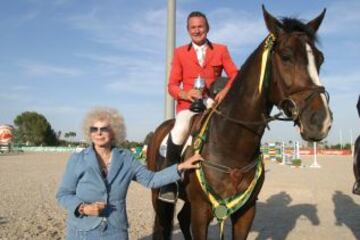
192;42;207;51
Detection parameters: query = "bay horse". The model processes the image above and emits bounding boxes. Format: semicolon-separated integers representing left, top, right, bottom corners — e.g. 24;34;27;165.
147;6;332;240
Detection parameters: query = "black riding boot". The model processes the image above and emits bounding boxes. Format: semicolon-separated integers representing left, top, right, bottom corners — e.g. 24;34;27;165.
158;135;183;203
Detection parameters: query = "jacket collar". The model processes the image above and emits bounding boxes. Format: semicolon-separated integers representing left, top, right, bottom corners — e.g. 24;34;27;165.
106;148;124;184
84;145;124;185
187;39;215;67
187;39;213;51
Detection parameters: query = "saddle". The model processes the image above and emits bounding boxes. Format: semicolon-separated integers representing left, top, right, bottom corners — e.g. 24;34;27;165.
158;110;211;161
158;77;229;160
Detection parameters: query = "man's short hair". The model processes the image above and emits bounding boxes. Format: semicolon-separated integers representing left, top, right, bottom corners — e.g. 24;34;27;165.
187;11;210;32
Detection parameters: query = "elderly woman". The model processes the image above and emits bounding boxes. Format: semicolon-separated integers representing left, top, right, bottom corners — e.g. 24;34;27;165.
56;107;202;239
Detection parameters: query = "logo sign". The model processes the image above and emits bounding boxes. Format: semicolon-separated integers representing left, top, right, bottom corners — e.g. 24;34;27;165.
0;125;14;144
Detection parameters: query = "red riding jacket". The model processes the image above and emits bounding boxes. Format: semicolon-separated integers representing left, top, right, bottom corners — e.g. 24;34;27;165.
168;41;238;113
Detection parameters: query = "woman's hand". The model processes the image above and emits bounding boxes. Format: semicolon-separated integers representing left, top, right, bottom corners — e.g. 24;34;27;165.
83;202;107;216
177;153;204;172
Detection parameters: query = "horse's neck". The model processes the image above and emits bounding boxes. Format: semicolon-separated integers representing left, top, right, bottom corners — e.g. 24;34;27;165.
222;42;271;121
208;41;274;160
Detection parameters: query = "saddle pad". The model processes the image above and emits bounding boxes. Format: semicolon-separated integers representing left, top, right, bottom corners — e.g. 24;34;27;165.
159;134;193;158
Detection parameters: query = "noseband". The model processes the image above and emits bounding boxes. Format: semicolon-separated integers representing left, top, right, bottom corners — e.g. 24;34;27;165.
278;86;330;122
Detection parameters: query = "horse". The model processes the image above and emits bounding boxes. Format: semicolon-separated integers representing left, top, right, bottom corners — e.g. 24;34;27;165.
147;6;332;240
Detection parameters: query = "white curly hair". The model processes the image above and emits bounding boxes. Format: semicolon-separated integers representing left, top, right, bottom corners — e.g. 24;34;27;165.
82;107;126;146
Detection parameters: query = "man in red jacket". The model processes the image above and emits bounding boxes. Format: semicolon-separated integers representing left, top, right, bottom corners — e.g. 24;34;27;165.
159;11;238;202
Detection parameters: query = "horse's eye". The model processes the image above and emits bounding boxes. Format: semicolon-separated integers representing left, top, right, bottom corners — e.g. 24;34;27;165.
280;53;292;63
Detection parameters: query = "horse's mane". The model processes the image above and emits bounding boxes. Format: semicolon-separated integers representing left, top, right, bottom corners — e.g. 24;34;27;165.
280;17;318;42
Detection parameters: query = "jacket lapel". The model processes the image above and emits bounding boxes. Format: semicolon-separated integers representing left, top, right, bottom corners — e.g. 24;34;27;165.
84;146;104;181
203;45;214;67
187;45;201;66
106;148;124;184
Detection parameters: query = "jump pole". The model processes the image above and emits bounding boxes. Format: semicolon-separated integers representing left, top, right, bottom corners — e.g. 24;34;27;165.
310;142;321;168
280;141;286;165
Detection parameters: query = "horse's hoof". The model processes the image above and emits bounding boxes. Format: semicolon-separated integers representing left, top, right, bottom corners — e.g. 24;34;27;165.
352;182;360;195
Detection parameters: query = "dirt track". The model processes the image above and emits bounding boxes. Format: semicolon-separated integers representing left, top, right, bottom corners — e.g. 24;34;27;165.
0;152;359;239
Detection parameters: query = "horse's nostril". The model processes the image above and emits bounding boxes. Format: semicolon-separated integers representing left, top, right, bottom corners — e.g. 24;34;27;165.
310;113;319;124
310;109;326;125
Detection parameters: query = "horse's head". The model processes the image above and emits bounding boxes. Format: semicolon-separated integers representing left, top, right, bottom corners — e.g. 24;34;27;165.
262;6;332;142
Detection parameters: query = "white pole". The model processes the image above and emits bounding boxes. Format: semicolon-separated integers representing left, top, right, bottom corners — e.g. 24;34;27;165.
281;141;286;165
164;0;176;120
350;129;354;157
310;141;321;168
296;141;300;159
339;129;343;150
293;141;296;160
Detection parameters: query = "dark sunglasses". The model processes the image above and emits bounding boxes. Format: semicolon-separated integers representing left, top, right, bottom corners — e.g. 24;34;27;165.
89;126;111;133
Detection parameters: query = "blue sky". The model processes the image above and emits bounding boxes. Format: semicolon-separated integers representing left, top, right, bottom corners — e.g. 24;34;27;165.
0;0;359;144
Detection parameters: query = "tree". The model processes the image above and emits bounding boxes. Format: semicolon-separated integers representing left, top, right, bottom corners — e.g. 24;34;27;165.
64;131;77;146
13;111;58;146
64;131;77;139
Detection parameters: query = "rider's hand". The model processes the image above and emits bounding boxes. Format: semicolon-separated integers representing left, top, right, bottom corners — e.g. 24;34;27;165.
83;202;107;216
215;87;229;103
184;89;202;102
177;153;203;171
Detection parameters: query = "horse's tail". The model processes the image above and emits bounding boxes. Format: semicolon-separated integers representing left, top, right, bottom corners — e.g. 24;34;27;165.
147;119;176;240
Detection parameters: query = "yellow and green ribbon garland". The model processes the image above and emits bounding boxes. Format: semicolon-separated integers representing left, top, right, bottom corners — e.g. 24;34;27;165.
258;33;276;94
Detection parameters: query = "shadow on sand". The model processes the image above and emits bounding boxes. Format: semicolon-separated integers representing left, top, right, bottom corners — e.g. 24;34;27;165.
0;216;8;225
251;191;319;240
140;191;319;239
333;190;360;239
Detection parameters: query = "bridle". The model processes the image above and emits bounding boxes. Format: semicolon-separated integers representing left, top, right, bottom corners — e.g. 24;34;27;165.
278;85;330;123
213;33;331;133
197;33;332;175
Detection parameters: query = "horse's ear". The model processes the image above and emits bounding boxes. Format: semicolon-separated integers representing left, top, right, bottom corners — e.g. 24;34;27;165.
307;8;326;33
262;5;283;36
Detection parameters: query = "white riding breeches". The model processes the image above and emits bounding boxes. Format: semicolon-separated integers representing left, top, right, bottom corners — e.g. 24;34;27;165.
170;98;215;145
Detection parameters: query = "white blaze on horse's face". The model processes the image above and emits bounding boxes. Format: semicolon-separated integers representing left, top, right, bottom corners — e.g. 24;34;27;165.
305;43;332;133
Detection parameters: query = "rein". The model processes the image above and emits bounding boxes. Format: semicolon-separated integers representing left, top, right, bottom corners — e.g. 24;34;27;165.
201;157;259;174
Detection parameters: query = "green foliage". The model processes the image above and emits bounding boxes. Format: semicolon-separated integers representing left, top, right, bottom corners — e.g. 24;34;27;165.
13;111;58;146
322;143;351;150
119;140;142;149
64;131;77;139
292;159;302;166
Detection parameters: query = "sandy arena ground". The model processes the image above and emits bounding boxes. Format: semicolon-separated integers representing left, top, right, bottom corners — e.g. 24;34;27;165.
0;152;359;240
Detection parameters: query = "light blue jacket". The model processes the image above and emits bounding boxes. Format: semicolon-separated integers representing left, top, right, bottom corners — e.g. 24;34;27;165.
56;146;180;232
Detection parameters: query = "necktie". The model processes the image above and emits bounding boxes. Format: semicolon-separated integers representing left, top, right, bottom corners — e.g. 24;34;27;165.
196;47;205;67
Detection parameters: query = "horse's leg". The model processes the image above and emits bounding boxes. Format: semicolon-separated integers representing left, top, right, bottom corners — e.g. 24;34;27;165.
152;194;175;240
230;203;256;240
177;201;192;240
353;136;360;194
190;201;212;240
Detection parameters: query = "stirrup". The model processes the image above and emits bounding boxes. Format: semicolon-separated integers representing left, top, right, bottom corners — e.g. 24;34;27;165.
158;183;178;204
